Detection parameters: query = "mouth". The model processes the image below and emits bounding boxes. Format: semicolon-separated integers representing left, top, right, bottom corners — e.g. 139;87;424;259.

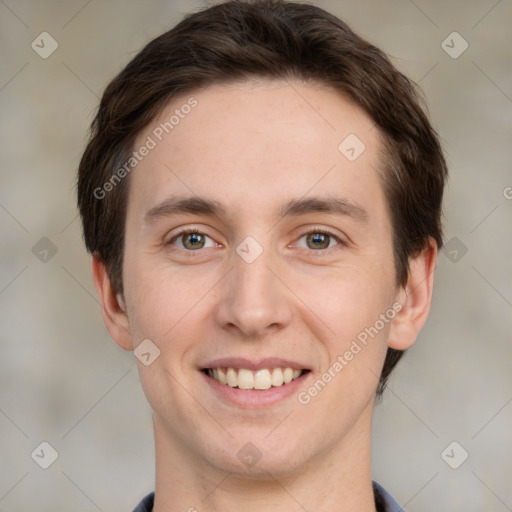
202;367;310;390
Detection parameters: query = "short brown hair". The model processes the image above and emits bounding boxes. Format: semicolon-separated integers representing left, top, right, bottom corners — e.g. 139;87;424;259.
77;0;447;396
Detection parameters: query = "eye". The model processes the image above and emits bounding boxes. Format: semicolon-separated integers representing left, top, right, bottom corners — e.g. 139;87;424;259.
169;229;217;250
295;230;342;250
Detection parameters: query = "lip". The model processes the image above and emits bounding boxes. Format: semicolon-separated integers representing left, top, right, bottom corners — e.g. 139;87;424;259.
201;357;310;371
201;369;311;408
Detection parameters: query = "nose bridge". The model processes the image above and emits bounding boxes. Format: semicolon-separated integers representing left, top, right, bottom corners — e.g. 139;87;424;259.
215;237;291;336
235;246;273;298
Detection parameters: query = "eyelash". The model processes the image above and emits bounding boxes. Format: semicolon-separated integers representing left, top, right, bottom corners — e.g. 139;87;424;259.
167;226;346;254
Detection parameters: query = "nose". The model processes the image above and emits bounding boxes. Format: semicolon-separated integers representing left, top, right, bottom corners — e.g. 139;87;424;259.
213;243;293;339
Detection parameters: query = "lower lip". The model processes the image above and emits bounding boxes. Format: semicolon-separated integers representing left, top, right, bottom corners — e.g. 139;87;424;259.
201;371;310;408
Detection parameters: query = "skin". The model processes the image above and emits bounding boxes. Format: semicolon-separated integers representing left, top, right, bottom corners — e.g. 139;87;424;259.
93;79;437;511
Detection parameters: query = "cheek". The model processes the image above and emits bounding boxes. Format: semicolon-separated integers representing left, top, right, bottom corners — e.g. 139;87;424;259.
298;262;396;341
124;264;209;423
123;255;222;362
125;277;187;343
292;259;397;402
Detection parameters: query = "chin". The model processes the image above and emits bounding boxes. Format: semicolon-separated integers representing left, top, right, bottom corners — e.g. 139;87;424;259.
198;430;311;480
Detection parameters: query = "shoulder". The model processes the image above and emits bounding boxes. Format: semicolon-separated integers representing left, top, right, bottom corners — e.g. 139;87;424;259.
373;481;405;512
131;491;154;512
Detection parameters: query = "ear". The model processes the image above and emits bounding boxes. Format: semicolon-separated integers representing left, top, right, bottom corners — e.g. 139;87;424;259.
387;238;438;350
91;255;134;351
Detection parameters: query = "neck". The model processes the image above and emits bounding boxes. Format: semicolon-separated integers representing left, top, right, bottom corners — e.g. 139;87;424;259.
152;405;377;512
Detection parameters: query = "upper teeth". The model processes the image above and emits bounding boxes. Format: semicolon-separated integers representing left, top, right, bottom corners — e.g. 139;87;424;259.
207;367;302;390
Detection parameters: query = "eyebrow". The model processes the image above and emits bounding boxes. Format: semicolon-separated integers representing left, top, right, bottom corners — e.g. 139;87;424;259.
144;195;226;224
144;195;368;225
279;197;368;223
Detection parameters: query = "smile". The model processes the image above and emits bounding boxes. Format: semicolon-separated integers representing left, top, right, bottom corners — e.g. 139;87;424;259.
204;367;307;390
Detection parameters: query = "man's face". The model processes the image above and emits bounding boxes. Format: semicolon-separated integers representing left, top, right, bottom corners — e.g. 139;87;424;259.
121;79;401;476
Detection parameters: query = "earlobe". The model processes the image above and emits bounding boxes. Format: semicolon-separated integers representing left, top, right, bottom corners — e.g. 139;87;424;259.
387;239;438;351
91;255;134;351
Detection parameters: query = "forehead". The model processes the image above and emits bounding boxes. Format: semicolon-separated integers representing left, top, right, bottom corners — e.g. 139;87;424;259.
128;79;386;225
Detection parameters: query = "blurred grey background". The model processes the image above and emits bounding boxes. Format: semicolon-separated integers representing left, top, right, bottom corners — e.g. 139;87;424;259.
0;0;511;510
